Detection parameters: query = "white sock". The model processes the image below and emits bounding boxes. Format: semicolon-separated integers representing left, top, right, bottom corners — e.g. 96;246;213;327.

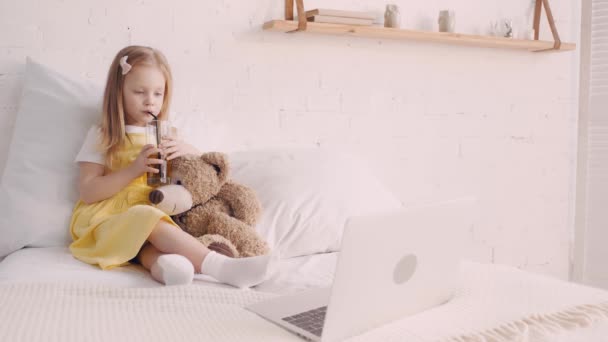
151;254;194;286
201;251;271;288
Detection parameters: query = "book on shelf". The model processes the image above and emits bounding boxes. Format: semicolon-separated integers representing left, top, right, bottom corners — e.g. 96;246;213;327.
305;8;376;20
307;15;374;26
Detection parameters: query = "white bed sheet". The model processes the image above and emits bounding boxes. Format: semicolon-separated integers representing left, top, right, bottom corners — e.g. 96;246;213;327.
0;246;159;287
255;252;337;294
0;246;336;294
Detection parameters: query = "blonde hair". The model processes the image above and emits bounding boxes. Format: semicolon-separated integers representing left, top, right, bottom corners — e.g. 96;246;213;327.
100;45;173;166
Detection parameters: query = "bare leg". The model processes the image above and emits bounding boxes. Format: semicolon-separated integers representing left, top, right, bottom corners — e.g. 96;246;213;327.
137;243;164;283
136;242;194;285
137;243;163;270
143;219;272;288
146;220;210;273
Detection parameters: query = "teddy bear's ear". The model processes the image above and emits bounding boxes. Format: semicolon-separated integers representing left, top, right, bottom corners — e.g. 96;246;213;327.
200;152;230;183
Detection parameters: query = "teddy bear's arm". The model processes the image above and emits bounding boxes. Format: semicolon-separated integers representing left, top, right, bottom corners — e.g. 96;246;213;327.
176;204;215;237
216;181;262;226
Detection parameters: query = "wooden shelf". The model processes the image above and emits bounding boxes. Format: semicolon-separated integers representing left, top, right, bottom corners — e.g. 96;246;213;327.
263;20;576;53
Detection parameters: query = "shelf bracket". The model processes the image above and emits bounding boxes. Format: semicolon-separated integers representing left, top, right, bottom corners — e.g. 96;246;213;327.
533;0;562;51
285;0;307;32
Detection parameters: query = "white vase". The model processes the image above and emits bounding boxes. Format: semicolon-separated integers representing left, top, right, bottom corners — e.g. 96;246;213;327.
491;18;514;38
384;4;401;28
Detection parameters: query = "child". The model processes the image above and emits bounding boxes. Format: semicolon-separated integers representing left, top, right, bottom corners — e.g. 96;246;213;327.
69;45;270;287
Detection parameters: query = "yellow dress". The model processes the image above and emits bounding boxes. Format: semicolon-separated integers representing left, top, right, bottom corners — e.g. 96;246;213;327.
69;132;177;270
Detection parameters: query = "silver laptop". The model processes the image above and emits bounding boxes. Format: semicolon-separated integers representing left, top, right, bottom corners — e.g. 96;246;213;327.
247;199;475;342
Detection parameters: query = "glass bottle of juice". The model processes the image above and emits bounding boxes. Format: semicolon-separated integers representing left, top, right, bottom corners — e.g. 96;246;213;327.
145;120;173;186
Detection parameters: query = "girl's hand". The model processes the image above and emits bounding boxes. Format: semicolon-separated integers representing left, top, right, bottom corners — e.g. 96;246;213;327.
130;144;164;176
160;136;201;161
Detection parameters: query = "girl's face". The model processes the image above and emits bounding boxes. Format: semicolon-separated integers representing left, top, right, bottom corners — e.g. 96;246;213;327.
122;64;166;126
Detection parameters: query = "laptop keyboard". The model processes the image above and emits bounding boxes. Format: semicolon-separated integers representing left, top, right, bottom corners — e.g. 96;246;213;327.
282;306;327;337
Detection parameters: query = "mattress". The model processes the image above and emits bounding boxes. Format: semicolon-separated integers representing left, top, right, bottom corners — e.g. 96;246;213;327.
0;246;336;293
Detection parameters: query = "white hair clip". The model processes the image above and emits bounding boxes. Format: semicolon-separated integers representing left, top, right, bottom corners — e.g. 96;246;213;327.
119;55;132;75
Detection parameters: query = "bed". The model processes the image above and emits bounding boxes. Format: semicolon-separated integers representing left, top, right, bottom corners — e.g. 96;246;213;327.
1;59;608;342
1;246;608;341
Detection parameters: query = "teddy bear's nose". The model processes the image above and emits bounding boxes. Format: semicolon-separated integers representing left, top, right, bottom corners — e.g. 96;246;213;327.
149;190;164;204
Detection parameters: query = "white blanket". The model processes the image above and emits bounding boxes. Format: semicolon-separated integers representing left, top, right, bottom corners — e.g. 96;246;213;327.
1;261;607;342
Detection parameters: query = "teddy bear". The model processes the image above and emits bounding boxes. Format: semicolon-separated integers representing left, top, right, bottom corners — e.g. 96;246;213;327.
148;152;270;258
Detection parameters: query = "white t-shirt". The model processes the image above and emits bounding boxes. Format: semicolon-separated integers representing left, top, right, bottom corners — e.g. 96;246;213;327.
75;125;146;166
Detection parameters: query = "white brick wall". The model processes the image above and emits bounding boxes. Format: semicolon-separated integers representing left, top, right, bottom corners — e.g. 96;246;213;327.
0;0;581;279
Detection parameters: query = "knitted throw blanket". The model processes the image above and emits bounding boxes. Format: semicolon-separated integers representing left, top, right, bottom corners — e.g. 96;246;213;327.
1;262;607;342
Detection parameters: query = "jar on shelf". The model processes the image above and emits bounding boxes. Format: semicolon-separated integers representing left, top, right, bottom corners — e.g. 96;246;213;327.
438;10;455;33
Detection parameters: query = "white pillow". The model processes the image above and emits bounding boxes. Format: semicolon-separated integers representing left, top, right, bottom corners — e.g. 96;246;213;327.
0;58;103;257
229;148;403;259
